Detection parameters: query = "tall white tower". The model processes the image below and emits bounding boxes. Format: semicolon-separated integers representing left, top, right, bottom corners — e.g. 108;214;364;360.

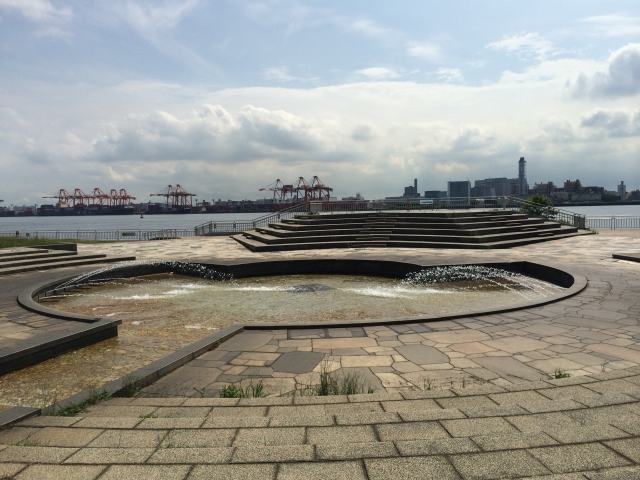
518;157;528;197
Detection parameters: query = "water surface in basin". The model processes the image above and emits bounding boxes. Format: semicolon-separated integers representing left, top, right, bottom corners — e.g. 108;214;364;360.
45;270;561;332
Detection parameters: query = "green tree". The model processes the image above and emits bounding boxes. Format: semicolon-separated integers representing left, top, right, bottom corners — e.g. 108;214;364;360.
522;195;556;218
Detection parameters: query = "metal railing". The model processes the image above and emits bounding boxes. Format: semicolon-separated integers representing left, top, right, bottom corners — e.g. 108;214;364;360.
308;197;506;212
0;229;194;241
194;202;309;235
502;197;587;229
585;216;640;230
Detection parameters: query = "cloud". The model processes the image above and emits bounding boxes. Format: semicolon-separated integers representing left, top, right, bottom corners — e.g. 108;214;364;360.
109;0;215;74
436;67;463;82
406;41;441;62
123;0;200;30
351;125;374;142
0;0;70;23
581;109;640;137
572;43;640;97
486;32;553;60
0;0;72;37
262;66;315;83
581;13;640;37
355;67;400;80
90;104;325;164
3;73;640;202
348;18;392;39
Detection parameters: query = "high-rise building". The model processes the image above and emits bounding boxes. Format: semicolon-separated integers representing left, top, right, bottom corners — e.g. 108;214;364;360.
448;181;471;199
518;157;528;197
403;178;420;197
471;177;518;197
424;190;447;199
618;181;626;200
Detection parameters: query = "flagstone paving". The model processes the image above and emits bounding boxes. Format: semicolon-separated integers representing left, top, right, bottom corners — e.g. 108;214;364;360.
0;230;639;477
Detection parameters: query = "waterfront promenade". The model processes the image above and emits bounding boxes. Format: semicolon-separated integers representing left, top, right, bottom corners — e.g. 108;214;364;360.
0;231;638;478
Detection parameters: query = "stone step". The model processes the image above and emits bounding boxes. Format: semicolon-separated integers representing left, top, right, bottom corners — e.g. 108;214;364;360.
235;229;587;252
0;251;77;264
263;220;549;236
0;255;137;276
0;248;49;258
242;225;573;246
0;252;98;268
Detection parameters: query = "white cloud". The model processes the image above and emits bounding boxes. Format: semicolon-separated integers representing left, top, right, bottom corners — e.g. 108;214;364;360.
0;0;70;23
262;66;315;83
123;0;200;30
109;0;215;75
581;13;640;37
436;67;463;82
0;0;72;37
348;18;392;39
407;41;441;62
572;43;640;97
486;32;553;60
3;69;640;202
581;109;640;137
355;67;400;80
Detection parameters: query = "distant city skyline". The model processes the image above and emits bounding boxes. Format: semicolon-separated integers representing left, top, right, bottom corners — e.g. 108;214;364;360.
1;0;639;204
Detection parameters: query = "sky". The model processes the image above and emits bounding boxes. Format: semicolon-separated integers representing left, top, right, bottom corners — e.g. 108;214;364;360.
1;0;639;204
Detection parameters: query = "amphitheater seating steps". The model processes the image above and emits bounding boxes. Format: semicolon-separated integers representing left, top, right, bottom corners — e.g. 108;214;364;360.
233;210;587;251
0;246;135;276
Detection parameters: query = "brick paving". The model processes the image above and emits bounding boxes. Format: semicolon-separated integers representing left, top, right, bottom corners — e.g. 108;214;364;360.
0;231;638;477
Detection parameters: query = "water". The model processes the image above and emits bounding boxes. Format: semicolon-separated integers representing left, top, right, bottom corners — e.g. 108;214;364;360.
1;205;638;233
0;212;258;232
560;205;640;217
46;270;560;329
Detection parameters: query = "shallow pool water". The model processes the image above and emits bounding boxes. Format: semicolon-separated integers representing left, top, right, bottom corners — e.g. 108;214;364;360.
44;271;561;330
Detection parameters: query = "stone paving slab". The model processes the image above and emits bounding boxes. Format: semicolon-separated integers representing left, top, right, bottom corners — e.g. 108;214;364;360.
2;231;640;477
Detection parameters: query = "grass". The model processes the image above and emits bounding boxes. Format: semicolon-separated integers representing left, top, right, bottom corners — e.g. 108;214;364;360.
297;361;375;396
114;375;143;398
552;369;571;379
53;389;111;416
0;237;112;249
219;381;266;398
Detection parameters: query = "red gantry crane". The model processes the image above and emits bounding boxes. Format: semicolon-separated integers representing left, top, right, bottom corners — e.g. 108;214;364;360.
43;187;136;208
150;184;196;208
260;176;333;202
259;179;296;202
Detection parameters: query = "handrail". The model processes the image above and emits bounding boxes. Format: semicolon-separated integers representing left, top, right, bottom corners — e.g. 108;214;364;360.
504;196;587;229
0;229;193;241
194;202;309;235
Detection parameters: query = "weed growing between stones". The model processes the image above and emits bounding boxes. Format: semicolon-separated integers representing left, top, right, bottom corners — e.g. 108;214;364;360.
53;389;111;416
296;361;375;396
552;369;571;379
115;375;143;397
220;381;266;398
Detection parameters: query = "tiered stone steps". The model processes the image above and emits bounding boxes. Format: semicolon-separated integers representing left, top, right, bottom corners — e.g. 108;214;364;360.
0;247;135;276
3;372;640;478
234;210;587;252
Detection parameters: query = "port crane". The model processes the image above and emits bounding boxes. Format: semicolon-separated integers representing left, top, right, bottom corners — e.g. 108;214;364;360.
150;184;196;208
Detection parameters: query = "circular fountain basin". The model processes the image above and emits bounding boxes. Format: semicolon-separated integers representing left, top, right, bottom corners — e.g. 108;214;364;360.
30;259;582;331
40;270;563;334
4;259;584;408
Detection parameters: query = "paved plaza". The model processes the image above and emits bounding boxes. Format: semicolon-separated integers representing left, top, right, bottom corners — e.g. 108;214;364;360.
0;231;639;478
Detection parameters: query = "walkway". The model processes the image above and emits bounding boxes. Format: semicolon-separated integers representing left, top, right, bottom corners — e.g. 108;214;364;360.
0;231;638;477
